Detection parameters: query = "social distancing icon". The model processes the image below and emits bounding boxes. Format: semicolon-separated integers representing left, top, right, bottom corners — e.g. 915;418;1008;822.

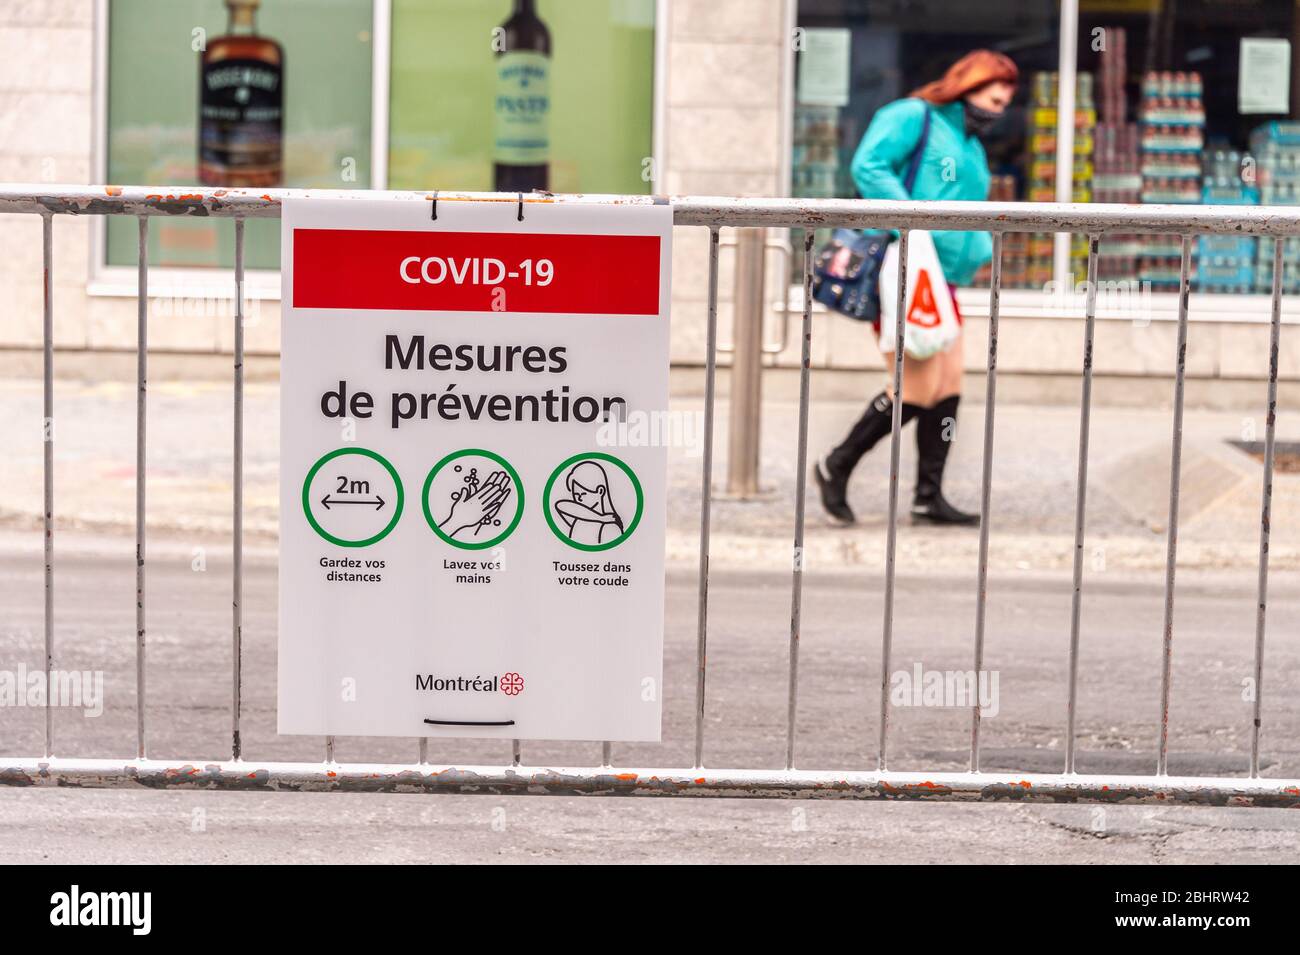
302;448;403;547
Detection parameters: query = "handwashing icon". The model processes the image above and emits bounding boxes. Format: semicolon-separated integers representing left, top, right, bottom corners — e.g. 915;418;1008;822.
438;466;513;540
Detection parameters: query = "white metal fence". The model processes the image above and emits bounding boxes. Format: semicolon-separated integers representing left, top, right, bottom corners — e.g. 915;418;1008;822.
0;185;1296;806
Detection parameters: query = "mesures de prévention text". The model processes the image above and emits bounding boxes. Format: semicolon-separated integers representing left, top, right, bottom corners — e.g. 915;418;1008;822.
318;335;630;429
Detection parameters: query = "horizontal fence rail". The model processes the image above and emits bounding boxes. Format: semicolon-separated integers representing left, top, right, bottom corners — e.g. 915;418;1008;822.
3;760;1300;807
5;183;1300;234
1;184;1296;806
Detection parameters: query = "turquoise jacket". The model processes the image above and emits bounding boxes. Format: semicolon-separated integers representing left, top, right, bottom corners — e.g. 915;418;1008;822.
849;98;992;286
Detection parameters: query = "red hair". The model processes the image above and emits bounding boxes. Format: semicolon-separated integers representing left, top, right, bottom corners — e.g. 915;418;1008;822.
910;50;1019;105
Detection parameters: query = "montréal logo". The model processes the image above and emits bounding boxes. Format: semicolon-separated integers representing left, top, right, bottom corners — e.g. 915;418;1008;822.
415;672;525;695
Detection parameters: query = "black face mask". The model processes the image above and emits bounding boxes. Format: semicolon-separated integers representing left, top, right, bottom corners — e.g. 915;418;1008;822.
964;101;1003;139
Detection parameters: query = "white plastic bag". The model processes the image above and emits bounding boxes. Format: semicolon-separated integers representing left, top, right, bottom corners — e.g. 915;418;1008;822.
877;230;961;360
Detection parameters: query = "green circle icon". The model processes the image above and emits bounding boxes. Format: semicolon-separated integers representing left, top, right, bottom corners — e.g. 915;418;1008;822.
543;452;644;552
302;447;404;548
422;449;525;551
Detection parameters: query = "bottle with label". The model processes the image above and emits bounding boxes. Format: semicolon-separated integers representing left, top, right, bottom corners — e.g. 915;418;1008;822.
493;0;550;193
199;0;284;187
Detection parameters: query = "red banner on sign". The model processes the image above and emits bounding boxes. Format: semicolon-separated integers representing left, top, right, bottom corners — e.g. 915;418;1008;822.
291;228;661;315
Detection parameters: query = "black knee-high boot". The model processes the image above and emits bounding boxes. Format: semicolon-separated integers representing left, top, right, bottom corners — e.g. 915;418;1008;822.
912;395;979;526
813;390;922;524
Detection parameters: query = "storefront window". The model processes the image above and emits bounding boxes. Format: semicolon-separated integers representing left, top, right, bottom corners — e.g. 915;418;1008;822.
105;0;375;271
100;0;653;277
792;0;1061;287
1077;0;1299;295
792;0;1300;298
387;0;656;195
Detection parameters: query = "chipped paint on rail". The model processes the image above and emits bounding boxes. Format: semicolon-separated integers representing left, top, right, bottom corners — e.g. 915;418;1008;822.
1;758;1299;808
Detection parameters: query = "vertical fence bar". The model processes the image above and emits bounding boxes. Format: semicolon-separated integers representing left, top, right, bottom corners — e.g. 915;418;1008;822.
135;216;149;760
232;218;245;761
418;738;428;764
694;227;721;769
785;233;815;770
601;741;611;767
970;231;1003;772
42;214;54;759
877;228;909;772
325;736;335;762
1251;237;1285;778
1064;234;1100;774
1157;235;1192;776
511;739;521;767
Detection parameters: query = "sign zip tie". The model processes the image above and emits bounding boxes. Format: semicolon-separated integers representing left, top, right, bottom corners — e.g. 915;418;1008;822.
430;191;438;221
517;192;525;221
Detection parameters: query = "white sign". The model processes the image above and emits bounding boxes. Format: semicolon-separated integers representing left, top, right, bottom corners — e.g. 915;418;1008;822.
798;28;852;107
278;197;671;742
1240;38;1291;115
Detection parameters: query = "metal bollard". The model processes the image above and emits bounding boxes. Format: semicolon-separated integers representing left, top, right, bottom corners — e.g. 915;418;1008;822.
726;227;766;498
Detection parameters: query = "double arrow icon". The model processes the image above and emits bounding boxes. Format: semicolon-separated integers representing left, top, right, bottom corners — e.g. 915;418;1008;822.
320;494;386;511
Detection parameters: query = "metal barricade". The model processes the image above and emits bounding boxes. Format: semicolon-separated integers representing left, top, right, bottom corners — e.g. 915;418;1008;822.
0;185;1296;806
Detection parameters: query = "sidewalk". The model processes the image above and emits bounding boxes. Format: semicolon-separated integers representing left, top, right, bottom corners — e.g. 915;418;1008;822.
0;379;1295;575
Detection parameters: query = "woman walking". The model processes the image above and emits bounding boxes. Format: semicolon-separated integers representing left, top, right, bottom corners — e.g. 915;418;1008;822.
814;50;1018;526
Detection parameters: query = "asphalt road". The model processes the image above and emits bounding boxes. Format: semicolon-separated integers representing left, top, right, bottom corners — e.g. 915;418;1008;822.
2;535;1298;864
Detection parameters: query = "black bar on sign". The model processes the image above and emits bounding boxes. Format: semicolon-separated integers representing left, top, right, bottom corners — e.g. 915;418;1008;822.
423;718;516;727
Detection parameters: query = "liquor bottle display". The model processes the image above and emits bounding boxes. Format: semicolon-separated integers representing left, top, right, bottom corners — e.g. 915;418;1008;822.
198;0;284;187
493;0;551;193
